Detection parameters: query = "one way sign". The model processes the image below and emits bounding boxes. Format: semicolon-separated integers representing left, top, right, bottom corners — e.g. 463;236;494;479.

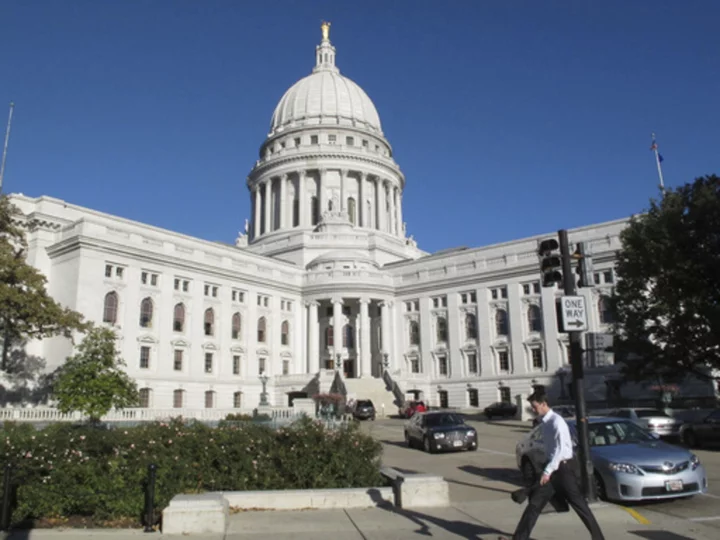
560;295;588;332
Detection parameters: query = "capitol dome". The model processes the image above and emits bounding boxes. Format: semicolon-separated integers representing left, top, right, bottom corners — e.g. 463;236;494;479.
268;23;383;137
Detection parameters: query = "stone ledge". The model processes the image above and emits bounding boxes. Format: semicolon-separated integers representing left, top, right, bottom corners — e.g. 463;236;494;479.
161;493;228;535
381;467;450;508
223;486;394;510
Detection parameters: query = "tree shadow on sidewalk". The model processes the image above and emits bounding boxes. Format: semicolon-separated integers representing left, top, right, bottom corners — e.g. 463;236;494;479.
458;465;527;487
366;488;508;539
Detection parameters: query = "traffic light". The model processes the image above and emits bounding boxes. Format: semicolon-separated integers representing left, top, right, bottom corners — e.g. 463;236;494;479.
538;238;563;287
574;242;593;288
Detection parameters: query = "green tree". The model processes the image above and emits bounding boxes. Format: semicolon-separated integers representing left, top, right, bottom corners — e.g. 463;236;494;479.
0;195;87;370
53;326;139;422
612;175;720;383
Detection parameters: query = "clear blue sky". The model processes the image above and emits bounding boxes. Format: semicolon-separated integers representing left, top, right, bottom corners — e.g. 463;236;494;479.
1;1;718;253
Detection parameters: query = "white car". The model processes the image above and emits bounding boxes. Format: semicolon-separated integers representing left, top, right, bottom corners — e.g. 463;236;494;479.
608;408;682;439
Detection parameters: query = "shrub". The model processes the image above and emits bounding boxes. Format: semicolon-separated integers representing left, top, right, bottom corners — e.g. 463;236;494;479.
0;416;383;527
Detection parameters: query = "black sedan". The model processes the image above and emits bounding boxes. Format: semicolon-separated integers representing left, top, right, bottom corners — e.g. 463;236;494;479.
484;401;518;420
404;411;477;453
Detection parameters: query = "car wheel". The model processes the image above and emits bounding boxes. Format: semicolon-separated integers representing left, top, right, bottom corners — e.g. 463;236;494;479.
684;430;699;449
521;458;537;486
594;473;607;501
423;436;434;454
404;431;412;447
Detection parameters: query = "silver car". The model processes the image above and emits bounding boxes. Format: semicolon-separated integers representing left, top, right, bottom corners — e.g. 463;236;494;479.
515;417;707;502
608;408;682;439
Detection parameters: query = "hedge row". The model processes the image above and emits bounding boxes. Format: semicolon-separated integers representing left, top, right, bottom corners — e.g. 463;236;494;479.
0;417;383;526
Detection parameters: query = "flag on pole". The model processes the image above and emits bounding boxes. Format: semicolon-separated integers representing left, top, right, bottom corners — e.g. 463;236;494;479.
657;153;664;163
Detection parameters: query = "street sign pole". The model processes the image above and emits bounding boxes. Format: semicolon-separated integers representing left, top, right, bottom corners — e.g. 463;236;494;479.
558;229;596;502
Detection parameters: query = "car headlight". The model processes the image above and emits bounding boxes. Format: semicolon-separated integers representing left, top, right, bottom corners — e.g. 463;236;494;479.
433;432;445;440
691;454;701;470
466;430;476;437
608;462;641;475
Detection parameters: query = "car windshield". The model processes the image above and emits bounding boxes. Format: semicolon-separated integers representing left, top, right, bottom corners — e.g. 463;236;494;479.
587;421;656;446
356;400;373;407
636;410;671;418
426;413;464;427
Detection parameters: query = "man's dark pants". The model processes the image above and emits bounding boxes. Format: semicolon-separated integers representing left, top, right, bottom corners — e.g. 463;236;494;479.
512;458;605;540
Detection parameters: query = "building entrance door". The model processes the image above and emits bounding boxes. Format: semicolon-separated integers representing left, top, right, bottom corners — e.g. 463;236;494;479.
343;359;355;378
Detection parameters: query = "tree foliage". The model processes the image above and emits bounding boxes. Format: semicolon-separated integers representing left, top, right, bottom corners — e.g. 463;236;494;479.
612;175;720;382
53;326;139;422
0;195;87;371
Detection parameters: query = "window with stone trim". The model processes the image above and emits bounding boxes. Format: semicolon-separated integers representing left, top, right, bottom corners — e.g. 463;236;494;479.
173;389;184;408
531;348;544;370
491;287;508;300
173;349;183;371
204;352;213;373
204;308;215;336
139;388;151;408
460;292;477;304
436;317;448;342
499;386;511;403
348;197;356;224
598;296;614;324
139;297;153;328
205;390;215;409
311;196;319;225
465;313;477;340
103;292;118;324
258;357;266;374
468;389;479;407
410;356;420;373
139;346;150;369
233;355;241;375
498;350;510;372
342;324;354;349
233;392;242;408
325;326;334;348
173;303;185;332
409;321;420;345
257;317;267;343
527;305;542;333
437;354;448;376
467;352;479;375
281;320;290;346
282;359;290;375
495;310;509;336
232;312;242;339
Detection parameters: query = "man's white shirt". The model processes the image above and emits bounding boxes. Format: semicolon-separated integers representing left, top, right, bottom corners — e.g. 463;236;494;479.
540;408;574;476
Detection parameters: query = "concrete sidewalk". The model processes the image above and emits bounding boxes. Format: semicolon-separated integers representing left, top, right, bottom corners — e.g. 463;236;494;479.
2;500;714;539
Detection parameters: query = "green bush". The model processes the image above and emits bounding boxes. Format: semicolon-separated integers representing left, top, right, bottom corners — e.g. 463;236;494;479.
0;416;383;526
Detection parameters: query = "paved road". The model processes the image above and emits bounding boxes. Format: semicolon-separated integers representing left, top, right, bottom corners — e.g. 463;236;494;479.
361;417;720;531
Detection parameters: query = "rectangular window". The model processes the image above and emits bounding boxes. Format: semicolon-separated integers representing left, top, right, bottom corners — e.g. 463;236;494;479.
141;272;148;285
115;267;124;278
258;357;266;375
362;140;368;148
205;391;214;409
182;280;189;292
328;134;337;144
233;355;240;375
151;274;158;286
282;360;289;375
105;265;113;278
467;353;478;375
603;270;614;284
411;357;420;373
432;298;439;308
233;392;242;408
594;273;601;285
139;388;150;408
523;284;530;295
173;390;184;408
532;348;543;369
438;355;448;376
204;284;210;296
310;135;318;145
212;286;218;297
139;346;150;369
346;136;354;146
204;352;213;373
501;287;508;299
533;282;541;294
468;389;479;407
294;137;301;147
500;387;512;403
174;278;180;290
498;351;510;372
173;350;183;371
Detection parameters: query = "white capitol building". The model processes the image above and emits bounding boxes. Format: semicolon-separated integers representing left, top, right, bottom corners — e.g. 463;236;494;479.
8;24;664;415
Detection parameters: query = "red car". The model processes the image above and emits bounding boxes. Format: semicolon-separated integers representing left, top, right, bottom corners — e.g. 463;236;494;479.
400;401;427;418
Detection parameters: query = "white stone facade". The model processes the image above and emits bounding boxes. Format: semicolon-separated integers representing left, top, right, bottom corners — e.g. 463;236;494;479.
6;26;674;412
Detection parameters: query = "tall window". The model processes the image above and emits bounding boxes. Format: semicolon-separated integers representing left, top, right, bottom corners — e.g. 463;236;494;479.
233;392;242;408
233;355;241;375
173;303;185;332
204;390;215;409
173;349;183;371
598;296;614;324
347;197;356;224
467;352;479;374
343;324;354;349
204;308;214;336
495;310;509;336
281;320;290;345
173;389;184;408
527;305;542;332
139;297;153;328
204;352;213;373
465;313;477;340
499;386;511;403
325;325;334;348
409;321;420;345
139;346;150;369
436;317;448;342
257;317;267;342
531;348;543;369
311;196;319;225
231;312;242;339
139;388;151;408
292;197;299;227
498;350;510;372
438;355;448;376
103;292;118;324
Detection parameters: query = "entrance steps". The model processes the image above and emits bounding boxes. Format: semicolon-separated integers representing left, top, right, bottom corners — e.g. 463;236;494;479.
344;377;402;418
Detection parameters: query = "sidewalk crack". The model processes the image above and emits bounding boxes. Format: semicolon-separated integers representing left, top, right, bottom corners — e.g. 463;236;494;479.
344;508;369;540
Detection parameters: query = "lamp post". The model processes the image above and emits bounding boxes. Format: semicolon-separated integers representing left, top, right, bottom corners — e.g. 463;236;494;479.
258;372;269;407
336;352;341;373
382;353;389;371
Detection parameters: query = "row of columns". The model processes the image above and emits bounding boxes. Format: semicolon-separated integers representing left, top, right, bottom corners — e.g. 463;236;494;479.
250;169;404;240
305;297;392;378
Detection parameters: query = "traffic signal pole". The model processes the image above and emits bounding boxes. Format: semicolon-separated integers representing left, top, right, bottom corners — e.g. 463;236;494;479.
558;229;596;503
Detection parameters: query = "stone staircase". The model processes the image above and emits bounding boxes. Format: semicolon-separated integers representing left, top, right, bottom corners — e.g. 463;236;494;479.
344;376;403;418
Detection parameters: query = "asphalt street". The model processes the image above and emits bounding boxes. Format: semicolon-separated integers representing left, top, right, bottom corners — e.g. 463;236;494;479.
360;417;720;531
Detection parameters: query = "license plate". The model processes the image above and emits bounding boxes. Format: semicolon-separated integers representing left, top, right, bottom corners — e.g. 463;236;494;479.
665;480;683;492
453;440;463;447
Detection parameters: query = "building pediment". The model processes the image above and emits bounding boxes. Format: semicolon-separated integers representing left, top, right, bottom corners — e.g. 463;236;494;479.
171;338;191;348
230;345;246;353
202;342;218;351
137;334;158;344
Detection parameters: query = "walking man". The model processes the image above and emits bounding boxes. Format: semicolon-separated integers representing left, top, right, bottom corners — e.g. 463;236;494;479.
499;391;605;540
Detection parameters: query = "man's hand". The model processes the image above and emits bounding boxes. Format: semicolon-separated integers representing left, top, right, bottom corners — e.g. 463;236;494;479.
540;473;551;486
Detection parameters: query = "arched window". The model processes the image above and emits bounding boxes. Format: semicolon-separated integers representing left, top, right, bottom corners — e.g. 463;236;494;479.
347;197;356;224
343;324;354;349
599;296;614;324
409;321;420;345
139;297;153;328
204;308;214;336
231;312;242;340
281;320;290;346
311;196;319;225
528;305;543;332
325;325;334;348
139;388;151;408
103;292;118;324
436;317;448;342
495;309;509;336
257;316;266;342
465;313;478;340
173;303;185;332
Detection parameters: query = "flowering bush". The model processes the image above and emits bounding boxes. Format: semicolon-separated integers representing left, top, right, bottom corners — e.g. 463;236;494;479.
0;416;383;527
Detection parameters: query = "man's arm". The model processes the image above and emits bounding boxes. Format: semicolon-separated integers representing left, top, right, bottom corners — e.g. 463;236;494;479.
543;419;565;477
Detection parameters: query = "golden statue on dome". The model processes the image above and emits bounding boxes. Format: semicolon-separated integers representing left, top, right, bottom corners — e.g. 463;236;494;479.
321;20;331;41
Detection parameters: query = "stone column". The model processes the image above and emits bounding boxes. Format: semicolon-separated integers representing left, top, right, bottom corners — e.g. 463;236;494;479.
253;187;261;239
298;171;306;227
394;187;402;236
332;297;344;365
340;169;348;211
263;179;272;235
359;298;372;377
307;301;319;373
279;174;288;229
358;173;366;227
397;188;404;237
380;300;391;355
318;169;326;216
376;178;385;232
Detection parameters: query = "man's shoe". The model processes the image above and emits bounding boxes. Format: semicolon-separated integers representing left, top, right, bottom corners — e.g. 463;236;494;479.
511;486;531;504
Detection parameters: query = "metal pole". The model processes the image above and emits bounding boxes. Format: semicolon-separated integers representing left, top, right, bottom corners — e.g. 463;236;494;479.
651;133;665;193
144;463;157;533
0;102;15;194
1;463;12;531
558;229;596;502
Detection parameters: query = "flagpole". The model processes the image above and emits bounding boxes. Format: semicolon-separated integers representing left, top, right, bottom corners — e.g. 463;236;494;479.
651;132;665;193
0;101;15;194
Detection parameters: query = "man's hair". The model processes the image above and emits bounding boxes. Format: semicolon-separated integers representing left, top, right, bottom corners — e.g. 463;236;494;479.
527;390;549;405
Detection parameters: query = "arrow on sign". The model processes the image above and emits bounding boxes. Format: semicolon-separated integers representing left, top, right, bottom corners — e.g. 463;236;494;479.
567;320;585;328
